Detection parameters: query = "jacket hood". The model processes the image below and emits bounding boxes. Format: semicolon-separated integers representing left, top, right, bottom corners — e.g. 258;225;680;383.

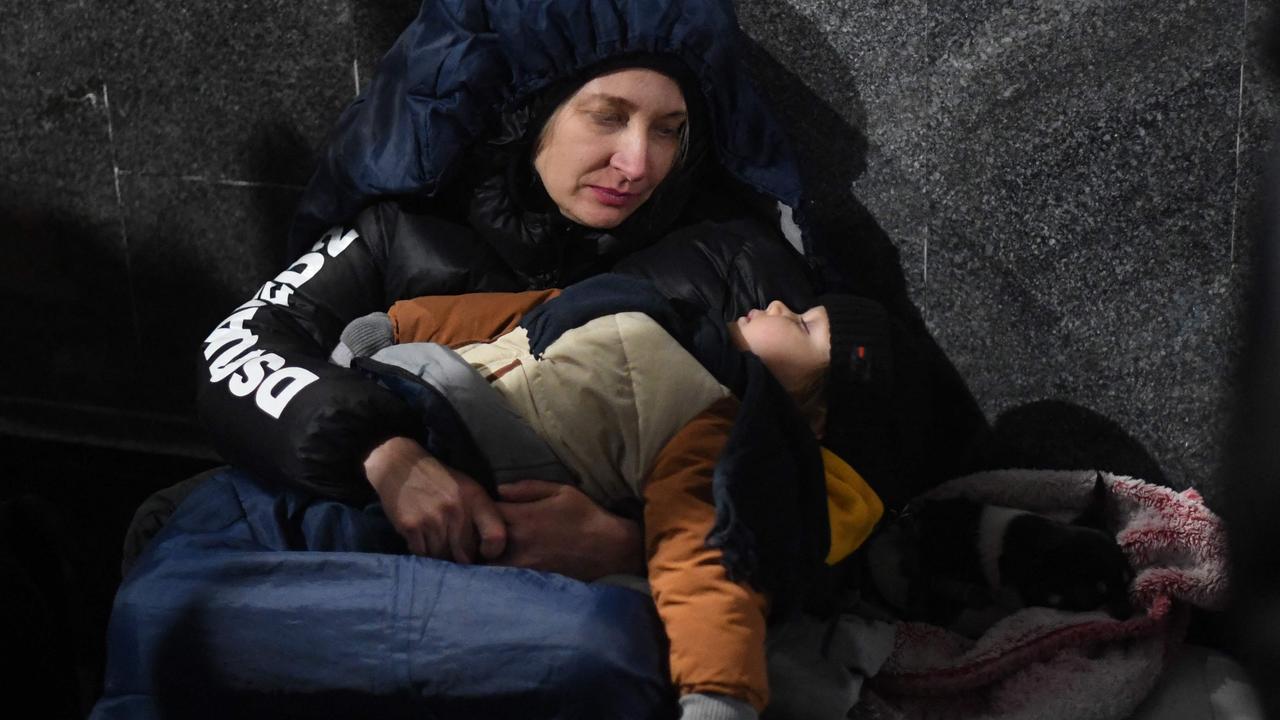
289;0;805;256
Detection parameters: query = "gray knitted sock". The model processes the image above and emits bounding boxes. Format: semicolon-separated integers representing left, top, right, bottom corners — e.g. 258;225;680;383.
678;693;758;720
330;312;394;367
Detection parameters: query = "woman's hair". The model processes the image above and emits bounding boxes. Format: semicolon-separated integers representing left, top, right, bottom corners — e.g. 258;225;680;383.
672;117;692;170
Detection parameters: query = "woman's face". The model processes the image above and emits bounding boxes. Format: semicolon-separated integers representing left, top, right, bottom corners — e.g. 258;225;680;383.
533;68;688;229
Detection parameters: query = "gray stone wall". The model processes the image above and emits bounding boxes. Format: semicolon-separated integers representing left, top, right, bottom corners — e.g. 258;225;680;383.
736;0;1277;505
2;1;1275;505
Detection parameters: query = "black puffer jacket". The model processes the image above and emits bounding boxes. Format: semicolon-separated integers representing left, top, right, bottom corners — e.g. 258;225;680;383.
196;0;824;500
198;195;816;501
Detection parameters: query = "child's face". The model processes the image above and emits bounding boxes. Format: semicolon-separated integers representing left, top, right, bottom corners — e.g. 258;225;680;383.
727;301;831;395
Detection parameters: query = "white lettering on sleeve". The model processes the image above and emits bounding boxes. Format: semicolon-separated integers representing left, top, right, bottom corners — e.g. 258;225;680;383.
229;352;285;397
203;306;260;360
321;228;360;258
203;225;359;419
211;348;265;385
255;281;294;307
255;366;320;419
274;252;326;289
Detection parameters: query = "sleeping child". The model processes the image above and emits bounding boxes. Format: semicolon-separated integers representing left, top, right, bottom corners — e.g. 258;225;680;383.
330;273;885;720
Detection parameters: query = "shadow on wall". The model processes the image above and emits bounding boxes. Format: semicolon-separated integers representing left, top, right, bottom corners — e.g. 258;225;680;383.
131;121;315;412
1;119;317;418
988;400;1169;485
737;2;1172;486
740;31;999;501
0;199;142;409
738;6;1168;488
738;34;916;320
246;119;316;256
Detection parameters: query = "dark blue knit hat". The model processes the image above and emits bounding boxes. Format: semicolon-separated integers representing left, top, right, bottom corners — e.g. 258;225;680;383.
816;294;893;469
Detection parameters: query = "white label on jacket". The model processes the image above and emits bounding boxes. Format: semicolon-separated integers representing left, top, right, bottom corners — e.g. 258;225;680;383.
316;227;359;257
203;226;357;418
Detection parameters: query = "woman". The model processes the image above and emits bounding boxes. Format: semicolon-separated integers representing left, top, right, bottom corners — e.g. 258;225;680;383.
196;0;822;580
101;4;822;718
103;3;987;717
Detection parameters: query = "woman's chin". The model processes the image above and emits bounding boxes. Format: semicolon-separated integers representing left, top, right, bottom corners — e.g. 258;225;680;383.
563;205;633;230
578;210;627;229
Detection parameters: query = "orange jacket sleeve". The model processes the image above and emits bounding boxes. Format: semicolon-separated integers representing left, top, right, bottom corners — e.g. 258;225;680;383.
388;288;561;347
643;395;769;711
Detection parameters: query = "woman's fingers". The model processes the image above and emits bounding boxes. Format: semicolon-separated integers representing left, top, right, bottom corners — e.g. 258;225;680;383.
444;471;505;563
496;479;565;503
493;483;642;580
365;437;510;563
421;518;448;560
468;492;508;561
448;513;477;564
404;528;428;557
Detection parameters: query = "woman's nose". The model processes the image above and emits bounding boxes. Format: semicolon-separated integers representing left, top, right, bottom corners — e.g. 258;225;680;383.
611;131;649;182
765;300;790;316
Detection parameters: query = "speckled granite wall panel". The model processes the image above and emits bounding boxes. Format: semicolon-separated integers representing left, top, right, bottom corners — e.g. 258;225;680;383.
734;0;1266;500
353;0;422;95
923;0;1245;496
0;0;140;409
120;175;301;412
737;0;931;288
2;1;114;204
101;0;354;182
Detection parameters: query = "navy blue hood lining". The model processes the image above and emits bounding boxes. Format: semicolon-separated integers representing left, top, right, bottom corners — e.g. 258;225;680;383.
289;0;804;256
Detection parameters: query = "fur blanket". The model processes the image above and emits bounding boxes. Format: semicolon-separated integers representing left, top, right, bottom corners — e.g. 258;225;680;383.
854;470;1228;720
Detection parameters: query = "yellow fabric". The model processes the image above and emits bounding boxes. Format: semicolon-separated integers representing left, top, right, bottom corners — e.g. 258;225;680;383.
821;448;884;565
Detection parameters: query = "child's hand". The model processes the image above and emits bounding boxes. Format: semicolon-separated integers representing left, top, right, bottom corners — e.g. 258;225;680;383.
496;480;644;581
364;436;507;563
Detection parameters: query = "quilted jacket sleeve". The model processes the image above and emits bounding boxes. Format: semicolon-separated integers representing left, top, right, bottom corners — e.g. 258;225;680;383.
389;289;561;346
195;211;420;502
643;395;770;712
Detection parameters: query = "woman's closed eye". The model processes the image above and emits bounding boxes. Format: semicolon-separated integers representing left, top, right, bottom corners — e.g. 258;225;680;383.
653;123;683;139
590;111;626;128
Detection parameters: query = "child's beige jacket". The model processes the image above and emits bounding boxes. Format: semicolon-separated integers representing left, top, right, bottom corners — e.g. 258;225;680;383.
390;289;883;712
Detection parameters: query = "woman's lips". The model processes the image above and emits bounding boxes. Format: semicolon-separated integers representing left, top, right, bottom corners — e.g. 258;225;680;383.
588;186;637;207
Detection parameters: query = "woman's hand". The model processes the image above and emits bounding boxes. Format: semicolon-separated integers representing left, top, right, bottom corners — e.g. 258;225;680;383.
364;436;506;563
496;480;644;581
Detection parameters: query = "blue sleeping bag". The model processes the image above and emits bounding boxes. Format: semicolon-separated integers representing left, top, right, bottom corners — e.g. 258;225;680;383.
91;469;675;720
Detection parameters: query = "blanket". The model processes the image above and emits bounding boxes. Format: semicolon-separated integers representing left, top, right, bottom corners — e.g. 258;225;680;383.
854;470;1228;720
92;469;676;720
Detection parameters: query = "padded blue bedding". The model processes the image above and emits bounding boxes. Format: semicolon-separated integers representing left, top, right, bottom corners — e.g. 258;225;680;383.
91;469;675;719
